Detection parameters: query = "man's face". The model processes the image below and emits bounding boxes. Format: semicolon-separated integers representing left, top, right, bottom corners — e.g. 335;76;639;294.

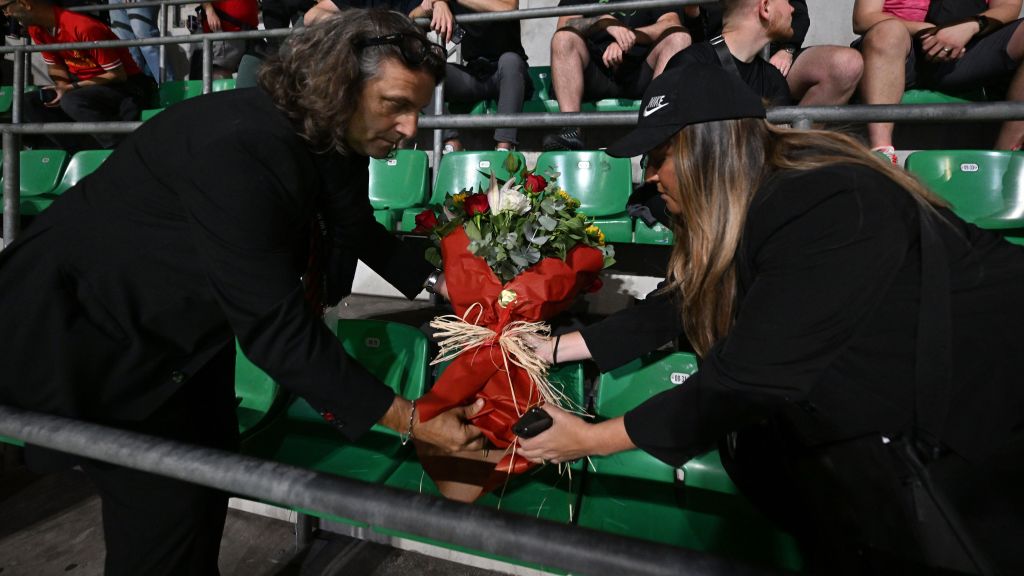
345;58;435;159
765;0;794;42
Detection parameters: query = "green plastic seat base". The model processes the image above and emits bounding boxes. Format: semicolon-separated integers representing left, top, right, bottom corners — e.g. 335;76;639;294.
635;220;673;245
900;89;986;105
373;209;395;230
592;215;632;243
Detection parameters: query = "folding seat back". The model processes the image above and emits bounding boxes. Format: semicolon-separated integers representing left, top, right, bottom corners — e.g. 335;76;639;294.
368;149;429;210
52;149;113;195
431;150;527;204
158;80;203;107
906;150;1024;229
535;150;634;242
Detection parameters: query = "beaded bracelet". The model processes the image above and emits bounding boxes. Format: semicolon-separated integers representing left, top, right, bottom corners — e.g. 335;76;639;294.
400;400;416;445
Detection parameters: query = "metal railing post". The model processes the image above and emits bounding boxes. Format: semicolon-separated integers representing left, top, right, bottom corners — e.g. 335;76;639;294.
12;47;24;124
295;513;317;550
159;2;168;83
202;37;213;93
792;117;812;130
2;131;21;249
432;81;444;184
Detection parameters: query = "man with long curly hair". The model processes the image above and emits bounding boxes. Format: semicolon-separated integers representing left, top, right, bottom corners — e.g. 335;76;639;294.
0;10;485;575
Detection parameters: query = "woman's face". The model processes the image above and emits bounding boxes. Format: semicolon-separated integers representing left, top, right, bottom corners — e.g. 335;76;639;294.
643;138;681;215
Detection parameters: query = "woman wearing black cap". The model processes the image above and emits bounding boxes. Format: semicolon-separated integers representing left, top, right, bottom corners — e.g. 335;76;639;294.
520;62;1024;574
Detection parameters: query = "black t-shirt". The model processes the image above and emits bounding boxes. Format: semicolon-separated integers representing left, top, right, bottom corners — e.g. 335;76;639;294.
667;41;793;106
558;0;676;59
330;0;419;13
453;3;526;62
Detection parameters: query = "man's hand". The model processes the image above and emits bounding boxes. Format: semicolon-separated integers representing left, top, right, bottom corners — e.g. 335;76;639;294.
42;84;68;108
919;21;978;61
602;41;625;68
769;50;794;76
412;398;486;453
606;24;636;52
434;272;449;301
204;4;222;32
429;0;455;44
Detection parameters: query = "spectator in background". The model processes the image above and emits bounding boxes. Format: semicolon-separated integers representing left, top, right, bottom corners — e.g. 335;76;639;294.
262;0;314;49
109;0;173;82
304;0;419;24
854;0;1024;162
4;0;155;150
695;0;862;106
411;0;529;153
189;0;259;79
542;0;694;150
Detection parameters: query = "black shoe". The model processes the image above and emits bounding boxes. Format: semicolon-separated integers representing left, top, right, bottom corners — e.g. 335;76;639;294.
542;127;584;151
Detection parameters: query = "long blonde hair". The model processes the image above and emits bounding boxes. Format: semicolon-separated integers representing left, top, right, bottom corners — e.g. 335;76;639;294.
665;119;946;356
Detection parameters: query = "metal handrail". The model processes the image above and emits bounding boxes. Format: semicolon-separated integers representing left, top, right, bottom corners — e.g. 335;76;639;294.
0;404;781;576
66;0;207;12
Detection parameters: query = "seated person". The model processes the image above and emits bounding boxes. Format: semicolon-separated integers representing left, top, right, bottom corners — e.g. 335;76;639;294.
412;0;529;153
7;0;155;151
109;0;173;82
521;62;1024;575
693;0;862;106
189;0;260;79
542;0;694;150
853;0;1024;161
304;0;419;25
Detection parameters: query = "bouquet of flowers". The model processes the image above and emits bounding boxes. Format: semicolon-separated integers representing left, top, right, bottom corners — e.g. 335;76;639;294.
410;156;614;501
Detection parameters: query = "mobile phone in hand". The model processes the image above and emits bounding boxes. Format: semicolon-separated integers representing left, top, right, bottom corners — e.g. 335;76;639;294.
513;406;552;439
39;88;57;104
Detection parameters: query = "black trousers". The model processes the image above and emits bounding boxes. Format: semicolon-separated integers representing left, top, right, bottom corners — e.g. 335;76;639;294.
723;421;1024;575
21;74;156;151
81;344;239;576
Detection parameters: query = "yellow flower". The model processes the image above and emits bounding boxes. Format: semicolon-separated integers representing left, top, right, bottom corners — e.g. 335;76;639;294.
586;224;606;245
557;189;581;209
452;192;467;206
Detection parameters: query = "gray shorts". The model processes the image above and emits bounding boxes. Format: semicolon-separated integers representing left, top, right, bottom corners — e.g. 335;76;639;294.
211;38;247;71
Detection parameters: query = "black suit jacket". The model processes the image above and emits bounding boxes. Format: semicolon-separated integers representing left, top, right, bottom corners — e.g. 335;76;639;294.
0;88;432;441
622;164;1024;466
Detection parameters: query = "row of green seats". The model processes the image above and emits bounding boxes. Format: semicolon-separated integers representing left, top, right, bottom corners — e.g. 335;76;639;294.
0;149;111;215
236;318;803;572
905;150;1024;245
140;78;237;121
372;149;652;244
0;84;38;115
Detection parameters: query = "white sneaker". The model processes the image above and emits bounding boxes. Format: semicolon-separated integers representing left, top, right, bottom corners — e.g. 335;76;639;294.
872;146;898;166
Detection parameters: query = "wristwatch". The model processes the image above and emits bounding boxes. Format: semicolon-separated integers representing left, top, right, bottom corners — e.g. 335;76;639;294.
423;269;442;294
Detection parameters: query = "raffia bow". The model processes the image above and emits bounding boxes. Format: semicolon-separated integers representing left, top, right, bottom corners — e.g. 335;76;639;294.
429;303;578;412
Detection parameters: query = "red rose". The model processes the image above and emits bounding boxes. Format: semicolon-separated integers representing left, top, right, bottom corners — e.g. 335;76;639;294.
524;173;547;194
412;209;438;233
464;193;490;216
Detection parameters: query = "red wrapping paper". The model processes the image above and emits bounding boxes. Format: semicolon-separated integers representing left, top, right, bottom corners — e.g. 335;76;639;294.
416;227;604;487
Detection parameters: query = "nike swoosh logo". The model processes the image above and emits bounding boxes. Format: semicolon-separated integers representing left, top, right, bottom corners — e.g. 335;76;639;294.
643;102;669;117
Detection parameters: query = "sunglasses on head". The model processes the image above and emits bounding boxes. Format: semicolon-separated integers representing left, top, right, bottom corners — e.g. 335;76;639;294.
354;33;445;69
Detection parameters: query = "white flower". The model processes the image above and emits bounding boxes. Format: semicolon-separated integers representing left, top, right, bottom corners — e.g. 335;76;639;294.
486;173;530;215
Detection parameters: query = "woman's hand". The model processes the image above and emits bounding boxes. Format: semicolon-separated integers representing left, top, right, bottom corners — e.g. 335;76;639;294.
203;3;222;32
523;333;554;364
919;21;977;61
517;404;599;464
429;0;455;44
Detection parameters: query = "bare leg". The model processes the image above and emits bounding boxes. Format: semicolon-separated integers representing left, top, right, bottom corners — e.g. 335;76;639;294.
550;30;590;113
645;30;692;77
995;24;1024;149
788;45;864;106
859;19;913;149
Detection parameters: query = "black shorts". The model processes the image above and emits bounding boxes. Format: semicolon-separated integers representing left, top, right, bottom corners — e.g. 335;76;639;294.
579;52;654;101
853;18;1023;92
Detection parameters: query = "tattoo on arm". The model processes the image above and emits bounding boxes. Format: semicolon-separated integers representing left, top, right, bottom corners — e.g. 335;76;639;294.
564;15;615;35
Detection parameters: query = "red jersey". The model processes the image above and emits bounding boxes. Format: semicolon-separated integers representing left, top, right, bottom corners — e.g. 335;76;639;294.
202;0;260;33
28;6;141;81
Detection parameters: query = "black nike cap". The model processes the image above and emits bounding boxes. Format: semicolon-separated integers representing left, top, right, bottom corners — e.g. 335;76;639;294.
606;62;767;158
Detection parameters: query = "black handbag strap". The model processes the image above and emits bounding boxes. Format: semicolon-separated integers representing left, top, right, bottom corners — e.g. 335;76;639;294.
710;35;741;79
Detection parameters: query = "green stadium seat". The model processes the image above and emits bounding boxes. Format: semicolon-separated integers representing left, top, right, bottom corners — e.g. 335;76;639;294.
139;108;164;121
235;54;264;89
449;100;490;115
211;78;236;92
376;362;587;574
578;351;803;571
0;84;37;114
158;79;203;107
51;149;112;195
240;319;429;526
593;98;641;112
905;150;1024;230
401;150;527;232
0;149;68;216
634;220;674;245
900;89;986;105
528;66;551;101
534;150;634;243
369;149;428;231
234;340;286;438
